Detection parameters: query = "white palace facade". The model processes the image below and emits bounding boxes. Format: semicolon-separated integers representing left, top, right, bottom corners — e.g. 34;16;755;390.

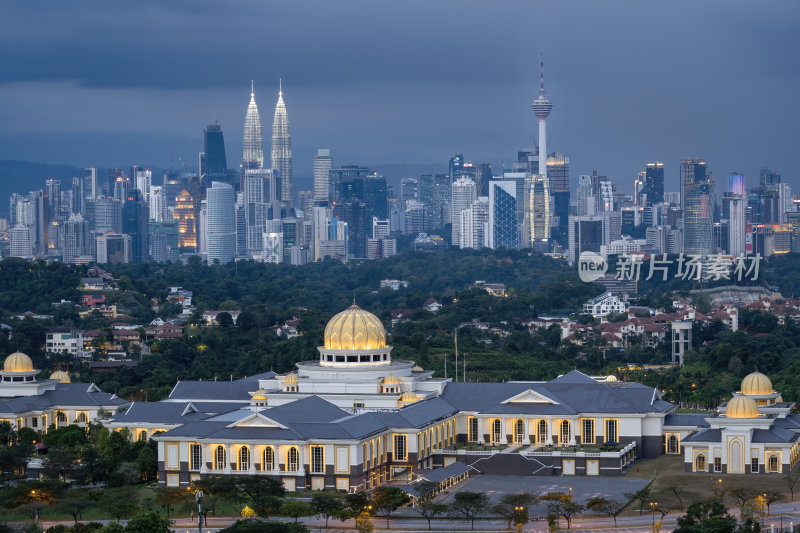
3;302;795;490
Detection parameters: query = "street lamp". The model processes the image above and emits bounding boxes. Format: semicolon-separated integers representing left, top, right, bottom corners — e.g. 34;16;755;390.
650;502;657;527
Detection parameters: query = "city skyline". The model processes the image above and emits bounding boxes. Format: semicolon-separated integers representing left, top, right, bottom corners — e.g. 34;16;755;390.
0;1;798;195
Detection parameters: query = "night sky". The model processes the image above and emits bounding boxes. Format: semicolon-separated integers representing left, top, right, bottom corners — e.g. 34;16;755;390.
0;0;798;193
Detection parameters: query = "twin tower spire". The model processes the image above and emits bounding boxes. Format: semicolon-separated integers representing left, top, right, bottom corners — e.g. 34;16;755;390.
242;80;293;204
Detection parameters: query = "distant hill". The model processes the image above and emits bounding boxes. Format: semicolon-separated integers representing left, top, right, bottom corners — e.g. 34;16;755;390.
0;159;84;216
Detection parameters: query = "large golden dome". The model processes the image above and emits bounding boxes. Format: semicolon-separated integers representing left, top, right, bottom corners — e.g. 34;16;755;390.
726;394;759;418
324;304;387;351
3;351;35;373
741;371;772;396
49;370;71;383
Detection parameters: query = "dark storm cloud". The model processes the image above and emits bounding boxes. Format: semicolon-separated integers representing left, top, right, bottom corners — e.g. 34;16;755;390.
0;0;798;192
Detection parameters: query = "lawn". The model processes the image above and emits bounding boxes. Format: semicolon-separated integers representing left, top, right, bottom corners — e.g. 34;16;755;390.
0;484;248;523
624;455;799;514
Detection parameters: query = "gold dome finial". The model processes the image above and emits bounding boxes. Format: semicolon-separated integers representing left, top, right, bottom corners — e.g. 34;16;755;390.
3;352;35;373
49;370;71;383
324;303;386;351
726;394;759;418
741;371;772;396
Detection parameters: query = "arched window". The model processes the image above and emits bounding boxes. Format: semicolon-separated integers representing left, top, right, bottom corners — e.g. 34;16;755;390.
667;435;679;454
287;447;299;472
369;441;374;468
537;420;547;444
77;412;87;423
57;411;67;424
137;430;147;442
492;419;502;443
560;420;571;445
263;446;275;471
695;454;706;472
214;445;226;470
239;446;250;471
769;455;779;473
435;427;440;450
515;420;524;444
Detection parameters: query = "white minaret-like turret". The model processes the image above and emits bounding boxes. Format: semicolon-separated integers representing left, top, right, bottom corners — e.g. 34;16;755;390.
531;53;553;179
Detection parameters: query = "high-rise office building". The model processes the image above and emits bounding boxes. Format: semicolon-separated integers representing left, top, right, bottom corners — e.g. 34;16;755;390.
94;198;122;233
96;233;131;264
8;224;32;259
174;189;197;249
532;53;553;182
576;175;595;216
567;215;605;264
727;195;746;257
488;180;519;250
634;172;646;207
401;178;419;202
451;178;476;246
242;82;264;171
644;162;665;205
729;172;746;196
449;154;464;182
45;179;61;220
204;124;228;180
523;174;550;245
70;177;84;216
458;197;489;249
546;153;569;227
313;149;333;202
84;167;98;199
206;182;236;264
134;168;151;201
684;181;713;256
329;165;372;204
332;201;366;258
63;213;91;264
760;167;781;187
680;158;707;213
271;81;292;204
122;189;149;262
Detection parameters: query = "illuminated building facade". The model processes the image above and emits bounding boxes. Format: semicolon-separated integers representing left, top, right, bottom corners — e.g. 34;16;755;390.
174;189;197;249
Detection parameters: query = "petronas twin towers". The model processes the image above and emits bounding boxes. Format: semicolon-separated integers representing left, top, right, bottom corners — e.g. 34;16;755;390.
242;80;292;204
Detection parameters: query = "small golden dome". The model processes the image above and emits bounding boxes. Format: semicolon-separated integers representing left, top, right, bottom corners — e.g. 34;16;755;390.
726;394;760;418
399;391;418;402
324;304;387;351
283;373;297;383
49;370;71;383
412;365;424;372
606;375;618;382
3;352;35;373
250;388;267;400
741;371;772;396
383;374;399;385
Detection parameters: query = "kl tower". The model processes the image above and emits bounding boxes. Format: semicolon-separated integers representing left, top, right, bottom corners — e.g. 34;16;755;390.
531;53;553;179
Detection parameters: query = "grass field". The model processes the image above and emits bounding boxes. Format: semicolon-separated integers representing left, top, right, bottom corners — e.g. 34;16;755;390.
624;455;799;513
0;485;248;523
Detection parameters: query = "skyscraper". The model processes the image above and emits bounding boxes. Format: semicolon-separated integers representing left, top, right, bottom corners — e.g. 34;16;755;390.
174;189;197;249
313;149;333;202
546;153;569;227
451;178;477;246
242;82;264;171
204;124;229;182
576;175;595;216
531;53;553;182
729;173;746;196
489;181;519;250
684;181;713;256
644;162;665;205
727;195;746;257
271;81;293;205
122;189;149;262
206;182;236;264
523;174;550;245
680;158;707;214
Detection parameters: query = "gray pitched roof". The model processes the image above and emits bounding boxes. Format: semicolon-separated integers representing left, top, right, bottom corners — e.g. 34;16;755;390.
167;372;276;402
441;371;673;417
683;429;722;443
664;413;711;428
109;401;228;425
752;427;799;443
421;461;474;483
0;382;127;416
